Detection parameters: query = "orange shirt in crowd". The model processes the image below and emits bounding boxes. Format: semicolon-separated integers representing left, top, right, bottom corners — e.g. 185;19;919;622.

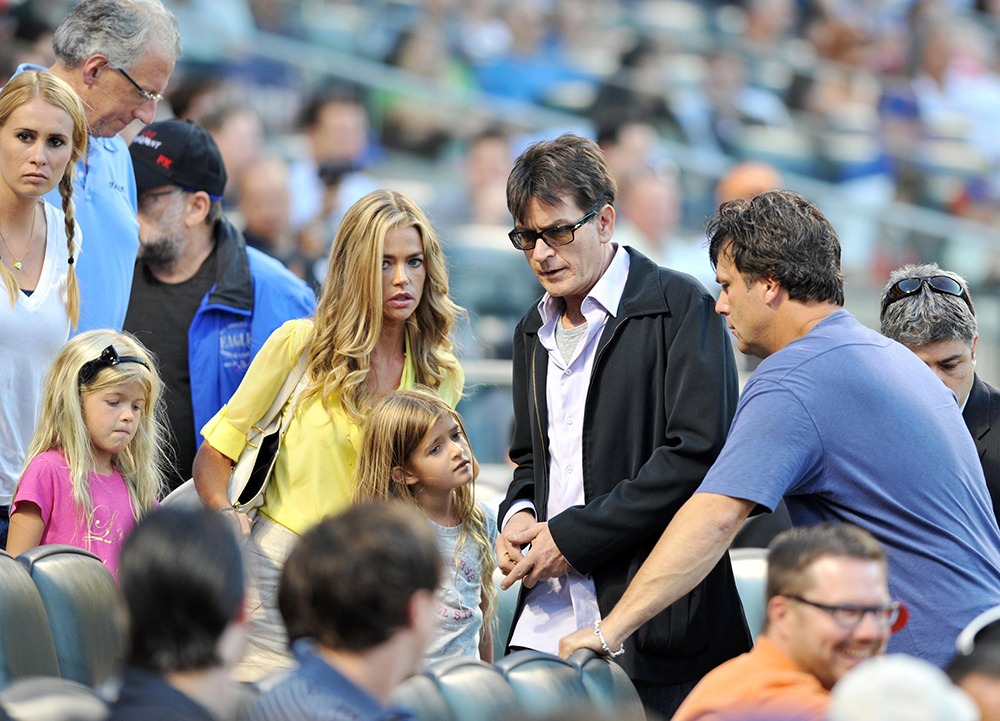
671;636;829;721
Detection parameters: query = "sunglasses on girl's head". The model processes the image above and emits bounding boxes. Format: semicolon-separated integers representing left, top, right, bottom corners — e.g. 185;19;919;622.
880;275;975;317
78;345;150;386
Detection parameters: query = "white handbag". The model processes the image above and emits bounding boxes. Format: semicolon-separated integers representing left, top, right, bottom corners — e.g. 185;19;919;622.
163;353;309;517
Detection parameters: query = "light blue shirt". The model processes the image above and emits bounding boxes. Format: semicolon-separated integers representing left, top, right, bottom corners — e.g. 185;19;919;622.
13;64;140;334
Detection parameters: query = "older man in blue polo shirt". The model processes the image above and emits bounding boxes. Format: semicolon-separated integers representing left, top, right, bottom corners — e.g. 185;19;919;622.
11;0;180;333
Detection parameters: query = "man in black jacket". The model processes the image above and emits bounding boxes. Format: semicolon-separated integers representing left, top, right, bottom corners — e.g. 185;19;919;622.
879;262;1000;526
496;134;750;717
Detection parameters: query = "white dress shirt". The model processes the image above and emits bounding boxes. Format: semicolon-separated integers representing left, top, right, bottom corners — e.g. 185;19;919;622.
507;245;631;653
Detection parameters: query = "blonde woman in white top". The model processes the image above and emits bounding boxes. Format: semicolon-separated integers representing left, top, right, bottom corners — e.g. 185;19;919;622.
0;69;87;546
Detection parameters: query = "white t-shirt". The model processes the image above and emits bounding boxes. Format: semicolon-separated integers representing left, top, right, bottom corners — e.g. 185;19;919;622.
0;201;81;503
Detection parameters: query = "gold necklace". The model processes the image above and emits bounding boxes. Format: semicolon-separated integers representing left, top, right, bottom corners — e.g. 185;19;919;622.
0;204;38;271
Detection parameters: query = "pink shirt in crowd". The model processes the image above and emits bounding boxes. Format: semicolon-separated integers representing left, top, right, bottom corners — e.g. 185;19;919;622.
11;449;137;579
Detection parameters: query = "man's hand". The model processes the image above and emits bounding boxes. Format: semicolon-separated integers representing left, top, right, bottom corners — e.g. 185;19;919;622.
496;510;535;574
558;625;603;659
500;521;570;590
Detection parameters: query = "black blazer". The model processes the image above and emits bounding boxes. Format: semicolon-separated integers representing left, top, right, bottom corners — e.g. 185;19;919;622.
964;374;1000;527
500;248;752;684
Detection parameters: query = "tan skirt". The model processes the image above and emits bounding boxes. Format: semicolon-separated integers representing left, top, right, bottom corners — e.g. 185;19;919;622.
233;515;300;683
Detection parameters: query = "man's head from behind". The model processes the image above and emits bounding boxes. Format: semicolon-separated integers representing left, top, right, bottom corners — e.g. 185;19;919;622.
708;190;844;357
279;503;440;677
129;118;226;271
765;523;896;691
879;263;977;406
52;0;179;136
118;508;245;673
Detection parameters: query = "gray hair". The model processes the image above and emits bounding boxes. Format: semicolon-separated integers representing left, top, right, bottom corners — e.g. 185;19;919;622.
53;0;180;70
879;262;977;349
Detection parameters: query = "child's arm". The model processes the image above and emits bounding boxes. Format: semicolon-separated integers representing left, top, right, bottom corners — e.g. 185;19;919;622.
479;589;494;663
6;503;44;557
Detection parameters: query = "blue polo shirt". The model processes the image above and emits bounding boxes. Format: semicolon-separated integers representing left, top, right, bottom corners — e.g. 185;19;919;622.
246;639;410;721
13;64;140;334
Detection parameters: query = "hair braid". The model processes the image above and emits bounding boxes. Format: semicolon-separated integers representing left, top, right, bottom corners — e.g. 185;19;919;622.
60;173;80;329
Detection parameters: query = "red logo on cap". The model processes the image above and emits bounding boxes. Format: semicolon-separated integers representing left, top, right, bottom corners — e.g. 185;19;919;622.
156;155;172;169
141;130;157;138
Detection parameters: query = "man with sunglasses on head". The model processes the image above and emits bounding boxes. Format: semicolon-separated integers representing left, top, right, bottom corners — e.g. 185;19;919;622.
560;190;1000;674
8;0;181;333
880;263;1000;527
496;134;749;718
674;523;902;721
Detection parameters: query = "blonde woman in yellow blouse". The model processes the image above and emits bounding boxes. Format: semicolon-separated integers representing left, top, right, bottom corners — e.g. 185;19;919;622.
192;189;464;680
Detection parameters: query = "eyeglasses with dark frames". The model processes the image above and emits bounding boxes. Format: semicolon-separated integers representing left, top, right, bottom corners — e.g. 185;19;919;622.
115;67;164;103
137;187;183;209
880;275;974;317
509;209;600;251
785;595;904;630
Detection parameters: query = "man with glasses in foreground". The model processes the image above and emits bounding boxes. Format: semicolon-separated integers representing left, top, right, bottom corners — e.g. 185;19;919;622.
496;134;750;718
8;0;181;333
675;523;902;721
559;190;1000;674
879;263;1000;527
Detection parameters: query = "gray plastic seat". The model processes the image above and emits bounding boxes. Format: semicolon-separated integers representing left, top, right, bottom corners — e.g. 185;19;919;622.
491;569;520;661
0;550;60;685
567;649;644;715
494;649;589;715
16;546;126;688
0;676;106;721
422;657;519;721
729;547;769;642
391;673;457;721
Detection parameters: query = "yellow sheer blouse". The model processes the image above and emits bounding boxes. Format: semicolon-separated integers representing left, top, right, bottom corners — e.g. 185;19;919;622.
200;319;464;535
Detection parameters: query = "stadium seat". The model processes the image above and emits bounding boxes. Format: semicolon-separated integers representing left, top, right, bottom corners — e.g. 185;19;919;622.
391;673;457;721
494;649;589;715
0;551;60;686
16;546;126;689
422;657;519;721
491;568;521;660
567;649;644;715
0;676;107;721
729;547;768;641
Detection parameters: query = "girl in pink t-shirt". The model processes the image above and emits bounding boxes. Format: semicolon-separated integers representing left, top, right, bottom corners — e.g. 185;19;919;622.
7;330;165;578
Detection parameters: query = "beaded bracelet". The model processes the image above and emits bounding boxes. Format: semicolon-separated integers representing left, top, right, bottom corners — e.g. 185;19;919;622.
594;620;625;658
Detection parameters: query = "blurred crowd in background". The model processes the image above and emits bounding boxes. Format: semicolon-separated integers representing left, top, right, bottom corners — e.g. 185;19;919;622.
4;0;1000;461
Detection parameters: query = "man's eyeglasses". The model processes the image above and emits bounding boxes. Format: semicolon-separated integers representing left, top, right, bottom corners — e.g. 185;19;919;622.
509;209;599;251
115;67;164;103
880;275;975;317
786;595;906;631
138;187;182;209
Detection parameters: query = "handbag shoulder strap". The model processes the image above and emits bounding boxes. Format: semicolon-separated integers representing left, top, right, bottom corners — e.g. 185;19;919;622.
254;349;308;434
279;354;312;436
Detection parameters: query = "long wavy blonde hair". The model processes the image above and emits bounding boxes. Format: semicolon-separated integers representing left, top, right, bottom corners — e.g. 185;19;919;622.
301;189;462;422
354;387;496;628
20;330;166;530
0;70;87;327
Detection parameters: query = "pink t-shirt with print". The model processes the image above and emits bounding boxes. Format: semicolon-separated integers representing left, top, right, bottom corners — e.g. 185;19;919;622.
11;449;137;579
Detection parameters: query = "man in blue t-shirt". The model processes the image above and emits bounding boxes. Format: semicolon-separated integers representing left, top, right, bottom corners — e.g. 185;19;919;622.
560;190;1000;670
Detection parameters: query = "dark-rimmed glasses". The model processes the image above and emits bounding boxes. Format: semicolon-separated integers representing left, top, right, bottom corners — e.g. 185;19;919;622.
881;275;974;317
138;187;183;210
509;209;599;251
115;67;164;103
79;345;151;386
786;595;904;630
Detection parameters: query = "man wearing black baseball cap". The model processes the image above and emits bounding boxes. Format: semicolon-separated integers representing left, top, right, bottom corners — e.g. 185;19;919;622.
124;119;315;489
